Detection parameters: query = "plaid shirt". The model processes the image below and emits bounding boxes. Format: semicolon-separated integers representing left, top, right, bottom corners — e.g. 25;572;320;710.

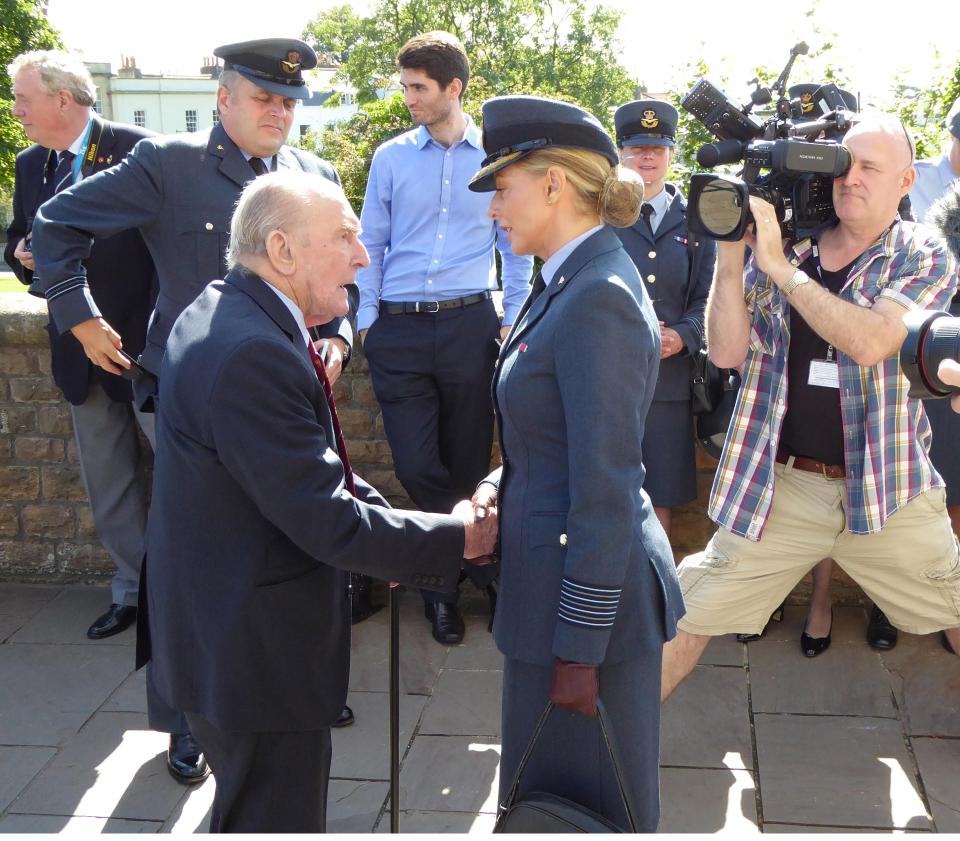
709;219;958;539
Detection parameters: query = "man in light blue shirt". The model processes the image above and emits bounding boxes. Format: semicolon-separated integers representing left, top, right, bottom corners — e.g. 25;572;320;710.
911;97;960;225
358;31;532;644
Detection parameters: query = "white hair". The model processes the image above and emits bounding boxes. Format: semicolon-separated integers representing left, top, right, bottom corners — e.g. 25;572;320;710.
8;50;96;107
227;170;344;270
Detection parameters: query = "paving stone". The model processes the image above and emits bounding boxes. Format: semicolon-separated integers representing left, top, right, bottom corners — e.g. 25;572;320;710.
159;778;214;833
399;736;500;813
760;604;870;643
749;641;894;717
763;823;928;832
0;583;61;620
444;615;504;671
658;767;758;833
754;713;930;830
101;668;147;714
376;810;497;832
911;737;960;832
327;779;388;833
660;665;753;770
9;711;186;821
349;593;449;695
698;634;744;667
0;643;133;746
0;815;161;832
418;669;502;737
0;746;56;812
10;587;135;646
330;691;427;781
880;632;960;737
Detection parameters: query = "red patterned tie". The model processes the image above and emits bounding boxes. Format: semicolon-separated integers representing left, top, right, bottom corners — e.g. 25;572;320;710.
307;341;356;497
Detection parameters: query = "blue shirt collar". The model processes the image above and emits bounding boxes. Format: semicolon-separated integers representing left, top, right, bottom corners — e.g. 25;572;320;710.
415;114;483;151
263;281;311;348
541;224;605;286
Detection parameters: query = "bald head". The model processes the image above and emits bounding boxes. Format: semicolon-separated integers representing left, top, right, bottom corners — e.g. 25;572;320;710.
845;113;915;171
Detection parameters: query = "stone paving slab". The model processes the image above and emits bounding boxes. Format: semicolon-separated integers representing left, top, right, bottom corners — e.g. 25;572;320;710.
911;737;960;832
748;641;895;717
0;584;61;643
418;669;503;738
0;643;133;746
331;691;428;781
763;823;930;832
880;632;960;737
8;711;185;822
699;634;744;667
10;587;134;647
398;736;500;814
660;664;753;770
444;617;503;671
659;767;758;833
159;780;214;834
326;779;389;833
0;814;162;832
0;746;56;812
754;713;931;830
102;668;148;715
376;810;497;832
761;604;871;644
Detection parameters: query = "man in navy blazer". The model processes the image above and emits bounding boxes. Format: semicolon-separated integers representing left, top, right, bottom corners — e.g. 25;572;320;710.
5;51;156;640
147;170;497;832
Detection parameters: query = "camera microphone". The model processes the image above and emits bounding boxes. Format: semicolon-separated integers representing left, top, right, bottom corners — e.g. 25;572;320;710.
696;139;746;168
929;180;960;261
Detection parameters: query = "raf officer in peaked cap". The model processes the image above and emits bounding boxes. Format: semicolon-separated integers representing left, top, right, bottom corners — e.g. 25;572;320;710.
613;99;716;543
31;37;358;783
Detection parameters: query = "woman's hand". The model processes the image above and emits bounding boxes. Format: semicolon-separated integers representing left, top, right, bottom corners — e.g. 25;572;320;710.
550;658;599;718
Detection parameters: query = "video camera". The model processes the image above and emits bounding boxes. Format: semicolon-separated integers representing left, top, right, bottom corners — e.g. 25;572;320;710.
680;43;858;242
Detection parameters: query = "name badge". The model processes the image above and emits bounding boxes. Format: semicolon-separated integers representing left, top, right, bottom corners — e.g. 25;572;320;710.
808;360;839;388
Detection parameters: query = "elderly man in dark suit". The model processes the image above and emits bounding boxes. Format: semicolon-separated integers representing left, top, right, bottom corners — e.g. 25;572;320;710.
31;37;358;776
146;170;497;832
5;51;156;640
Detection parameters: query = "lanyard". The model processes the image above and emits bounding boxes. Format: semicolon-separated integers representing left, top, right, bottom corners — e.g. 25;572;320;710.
809;239;835;363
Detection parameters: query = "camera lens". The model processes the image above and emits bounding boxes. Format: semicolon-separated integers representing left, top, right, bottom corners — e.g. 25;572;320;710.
699;178;744;237
901;310;960;399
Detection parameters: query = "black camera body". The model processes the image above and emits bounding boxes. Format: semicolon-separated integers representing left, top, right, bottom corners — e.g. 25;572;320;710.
681;55;856;242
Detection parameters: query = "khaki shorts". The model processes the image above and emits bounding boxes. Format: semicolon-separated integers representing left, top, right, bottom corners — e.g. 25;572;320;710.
677;461;960;636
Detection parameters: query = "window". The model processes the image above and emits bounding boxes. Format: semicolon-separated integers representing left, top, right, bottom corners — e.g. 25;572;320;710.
211;109;220;125
185;109;198;132
134;110;146;128
94;87;102;114
341;92;354;106
300;125;311;139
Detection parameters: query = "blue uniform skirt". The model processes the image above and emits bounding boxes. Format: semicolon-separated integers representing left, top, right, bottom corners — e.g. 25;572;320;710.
925;396;960;505
642;399;698;508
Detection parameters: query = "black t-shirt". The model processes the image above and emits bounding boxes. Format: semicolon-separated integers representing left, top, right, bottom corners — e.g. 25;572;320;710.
778;249;856;467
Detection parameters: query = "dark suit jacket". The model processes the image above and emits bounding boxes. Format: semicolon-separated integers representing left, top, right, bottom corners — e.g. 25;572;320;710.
4;116;157;404
615;183;716;402
146;269;464;732
489;227;685;667
31;122;355;402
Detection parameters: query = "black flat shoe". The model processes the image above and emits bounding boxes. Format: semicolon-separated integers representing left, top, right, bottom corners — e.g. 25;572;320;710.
167;732;209;785
86;604;137;640
800;609;833;657
737;601;785;643
332;705;355;728
425;602;464;644
866;606;898;651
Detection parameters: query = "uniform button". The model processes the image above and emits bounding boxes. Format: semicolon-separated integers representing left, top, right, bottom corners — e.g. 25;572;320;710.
559;534;568;546
646;274;656;283
205;222;214;231
648;251;656;259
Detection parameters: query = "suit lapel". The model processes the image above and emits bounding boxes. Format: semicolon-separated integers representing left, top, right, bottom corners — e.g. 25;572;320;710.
655;186;685;238
208;123;256;188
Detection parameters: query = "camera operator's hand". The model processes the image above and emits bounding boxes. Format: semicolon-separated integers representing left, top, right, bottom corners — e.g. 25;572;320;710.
743;196;794;287
937;359;960;413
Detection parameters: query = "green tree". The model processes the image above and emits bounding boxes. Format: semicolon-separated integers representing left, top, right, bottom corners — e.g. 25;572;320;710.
0;0;63;199
892;58;960;161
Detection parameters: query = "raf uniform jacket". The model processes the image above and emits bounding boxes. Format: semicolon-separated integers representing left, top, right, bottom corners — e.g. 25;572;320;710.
31;122;356;399
4;115;157;405
615;183;716;402
489;227;686;667
145;269;465;732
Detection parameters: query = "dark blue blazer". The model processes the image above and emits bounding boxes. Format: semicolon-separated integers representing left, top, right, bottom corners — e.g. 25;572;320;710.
615;183;716;402
145;269;464;732
489;227;685;667
4;116;157;404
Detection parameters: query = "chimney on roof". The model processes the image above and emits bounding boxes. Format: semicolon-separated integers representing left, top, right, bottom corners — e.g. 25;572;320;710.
201;56;222;78
118;55;141;79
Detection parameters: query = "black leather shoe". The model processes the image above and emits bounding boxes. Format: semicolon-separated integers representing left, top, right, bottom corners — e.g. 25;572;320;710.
332;705;355;728
86;604;137;640
800;609;833;658
425;602;465;644
167;732;209;785
866;606;898;650
942;631;958;655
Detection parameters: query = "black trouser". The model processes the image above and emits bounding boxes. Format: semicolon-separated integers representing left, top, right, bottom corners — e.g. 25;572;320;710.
365;298;500;604
186;713;332;833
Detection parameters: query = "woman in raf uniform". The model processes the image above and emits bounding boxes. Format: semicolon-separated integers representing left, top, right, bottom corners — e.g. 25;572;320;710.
613;99;716;542
467;95;686;831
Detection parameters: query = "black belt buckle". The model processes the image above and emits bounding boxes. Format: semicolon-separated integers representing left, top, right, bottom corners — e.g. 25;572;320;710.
415;301;440;313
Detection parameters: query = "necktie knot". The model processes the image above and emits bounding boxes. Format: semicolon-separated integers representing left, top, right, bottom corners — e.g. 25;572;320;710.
249;157;269;177
640;202;654;234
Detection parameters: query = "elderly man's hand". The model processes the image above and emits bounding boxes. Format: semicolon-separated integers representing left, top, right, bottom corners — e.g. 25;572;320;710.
454;499;498;561
937;358;960;413
71;317;129;375
743;196;794;287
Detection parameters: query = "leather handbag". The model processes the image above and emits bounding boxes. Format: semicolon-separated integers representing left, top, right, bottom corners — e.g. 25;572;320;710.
494;700;638;833
690;348;725;416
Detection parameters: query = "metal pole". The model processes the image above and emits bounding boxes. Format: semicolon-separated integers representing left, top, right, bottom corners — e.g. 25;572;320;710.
389;584;400;832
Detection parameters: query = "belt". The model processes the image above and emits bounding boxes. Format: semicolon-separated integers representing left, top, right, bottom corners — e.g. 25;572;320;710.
775;452;845;479
379;291;492;315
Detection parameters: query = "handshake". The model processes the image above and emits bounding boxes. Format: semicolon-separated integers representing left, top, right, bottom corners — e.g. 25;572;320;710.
452;482;499;563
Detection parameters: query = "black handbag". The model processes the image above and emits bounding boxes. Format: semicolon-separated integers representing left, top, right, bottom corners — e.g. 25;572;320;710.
494;700;638;833
690;347;725;416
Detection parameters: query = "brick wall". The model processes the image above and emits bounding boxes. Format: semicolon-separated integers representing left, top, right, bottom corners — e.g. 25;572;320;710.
0;294;861;602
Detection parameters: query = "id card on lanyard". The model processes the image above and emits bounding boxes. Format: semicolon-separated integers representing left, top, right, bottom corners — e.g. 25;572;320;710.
807;240;840;389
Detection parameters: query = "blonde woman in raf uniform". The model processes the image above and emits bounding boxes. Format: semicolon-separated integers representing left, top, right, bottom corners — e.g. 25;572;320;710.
468;96;686;831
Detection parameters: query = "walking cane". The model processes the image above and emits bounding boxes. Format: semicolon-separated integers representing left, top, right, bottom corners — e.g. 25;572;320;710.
389;582;400;832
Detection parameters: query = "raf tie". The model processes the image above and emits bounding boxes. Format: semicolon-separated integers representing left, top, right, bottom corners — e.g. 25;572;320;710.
530;271;546;300
307;340;356;497
640;202;654;235
248;156;268;177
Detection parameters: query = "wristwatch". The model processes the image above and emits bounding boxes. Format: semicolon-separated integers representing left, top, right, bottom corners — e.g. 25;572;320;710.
781;268;811;298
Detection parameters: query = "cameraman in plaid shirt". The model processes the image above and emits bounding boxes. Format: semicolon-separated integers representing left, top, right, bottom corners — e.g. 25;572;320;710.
662;115;960;700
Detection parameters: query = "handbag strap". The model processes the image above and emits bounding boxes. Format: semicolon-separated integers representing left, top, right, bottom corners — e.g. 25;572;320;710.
495;699;638;833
